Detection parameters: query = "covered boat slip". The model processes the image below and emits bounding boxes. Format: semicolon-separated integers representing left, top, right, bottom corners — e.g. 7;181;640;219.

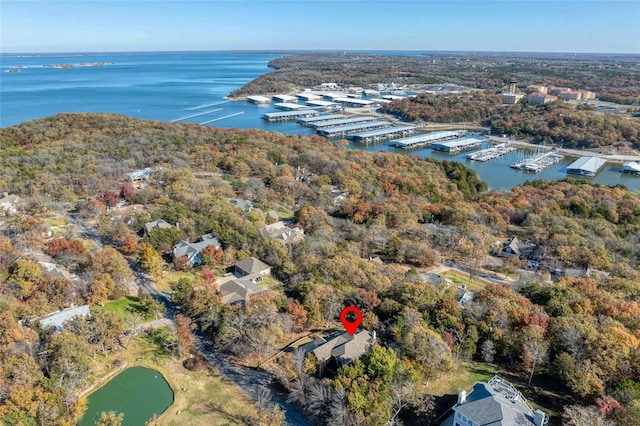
388;130;468;149
431;137;484;153
308;116;378;129
566;156;607;176
297;114;346;125
316;120;391;137
262;109;320;122
350;126;417;143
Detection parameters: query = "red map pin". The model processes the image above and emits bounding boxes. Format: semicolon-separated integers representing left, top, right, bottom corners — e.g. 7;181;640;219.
340;306;362;336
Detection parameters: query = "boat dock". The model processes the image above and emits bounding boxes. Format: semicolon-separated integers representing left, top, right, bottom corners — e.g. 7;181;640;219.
350;126;416;144
511;151;564;173
316;120;391;137
621;161;640;175
308;116;377;129
388;130;468;149
432;137;484;154
297;114;346;125
262;109;320;122
247;96;271;104
467;143;516;161
566;156;606;176
272;94;298;103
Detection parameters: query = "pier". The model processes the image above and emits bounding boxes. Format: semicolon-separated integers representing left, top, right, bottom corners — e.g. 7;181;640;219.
566;156;606;176
621;161;640;175
350;126;416;144
467;143;516;161
388;130;468;149
432;137;484;154
187;100;229;111
297;114;346;125
316;120;391;137
262;110;320;122
308;116;378;129
511;151;564;173
247;96;271;104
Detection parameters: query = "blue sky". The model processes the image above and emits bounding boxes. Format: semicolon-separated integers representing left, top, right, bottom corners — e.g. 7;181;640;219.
2;1;639;53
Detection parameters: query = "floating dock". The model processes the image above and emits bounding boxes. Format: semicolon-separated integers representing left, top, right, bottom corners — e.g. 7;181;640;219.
566;156;606;176
247;96;271;104
350;126;417;144
262;110;320;122
388;130;468;149
334;98;375;108
432;137;484;154
621;161;640;175
511;151;564;173
296;92;322;102
272;94;298;103
297;114;346;125
316;120;390;137
467;143;516;161
309;116;378;129
273;102;313;111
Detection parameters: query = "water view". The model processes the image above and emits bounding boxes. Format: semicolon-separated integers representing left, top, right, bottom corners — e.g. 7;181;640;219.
79;367;173;426
2;51;639;191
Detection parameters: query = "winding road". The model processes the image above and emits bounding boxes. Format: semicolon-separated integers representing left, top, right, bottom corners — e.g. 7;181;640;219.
70;214;312;426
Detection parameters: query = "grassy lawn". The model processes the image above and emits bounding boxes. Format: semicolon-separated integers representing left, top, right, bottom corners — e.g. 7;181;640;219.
442;270;490;292
83;332;258;426
426;360;499;396
274;206;294;219
78;237;98;252
160;270;196;292
258;277;283;292
95;296;149;319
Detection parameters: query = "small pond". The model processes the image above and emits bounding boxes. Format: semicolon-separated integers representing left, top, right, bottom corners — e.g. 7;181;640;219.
80;366;174;426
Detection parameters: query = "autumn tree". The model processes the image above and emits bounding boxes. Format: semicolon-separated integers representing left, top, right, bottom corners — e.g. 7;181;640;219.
175;314;195;358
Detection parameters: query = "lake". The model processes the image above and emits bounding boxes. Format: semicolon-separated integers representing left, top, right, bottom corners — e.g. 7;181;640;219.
79;366;173;426
2;51;639;191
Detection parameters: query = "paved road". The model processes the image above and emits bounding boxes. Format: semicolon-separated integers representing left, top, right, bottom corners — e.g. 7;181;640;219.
71;215;312;426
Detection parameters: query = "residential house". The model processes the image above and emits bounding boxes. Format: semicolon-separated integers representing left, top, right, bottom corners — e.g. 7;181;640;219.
172;233;221;267
456;285;474;306
500;237;540;260
126;167;153;183
217;277;265;304
40;305;90;332
441;376;546;426
230;198;254;212
309;330;373;376
143;218;172;235
0;192;20;216
234;257;271;278
260;221;304;245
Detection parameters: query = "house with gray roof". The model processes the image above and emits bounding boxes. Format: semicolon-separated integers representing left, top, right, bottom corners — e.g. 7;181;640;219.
441;376;546;426
143;218;172;235
260;221;304;245
310;330;373;376
172;233;221;267
234;257;271;278
218;278;265;304
40;305;90;332
500;237;540;260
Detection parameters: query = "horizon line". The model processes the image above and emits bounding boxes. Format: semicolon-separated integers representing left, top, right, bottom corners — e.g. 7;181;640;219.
2;49;640;56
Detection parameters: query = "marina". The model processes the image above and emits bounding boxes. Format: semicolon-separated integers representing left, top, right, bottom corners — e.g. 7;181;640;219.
467;143;517;161
510;151;564;173
350;125;416;144
247;95;271;104
388;130;468;149
566;156;607;176
273;102;313;111
316;120;390;137
272;94;298;103
432;137;484;154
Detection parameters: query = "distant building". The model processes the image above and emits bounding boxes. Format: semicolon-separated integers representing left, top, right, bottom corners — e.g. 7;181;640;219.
508;77;518;94
557;90;582;101
501;93;525;104
172;233;221;266
126;167;153;183
526;85;548;94
318;82;339;91
501;236;540;260
40;305;90;332
527;92;558;105
143;218;172;235
0;192;20;216
260;221;305;245
230;198;254;212
309;330;373;376
441;376;546;426
234;257;271;278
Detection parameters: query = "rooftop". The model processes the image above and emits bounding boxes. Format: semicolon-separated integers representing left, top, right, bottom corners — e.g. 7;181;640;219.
566;156;606;174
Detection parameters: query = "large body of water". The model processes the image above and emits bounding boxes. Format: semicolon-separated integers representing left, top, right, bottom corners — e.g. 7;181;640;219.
2;51;638;191
79;366;173;426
